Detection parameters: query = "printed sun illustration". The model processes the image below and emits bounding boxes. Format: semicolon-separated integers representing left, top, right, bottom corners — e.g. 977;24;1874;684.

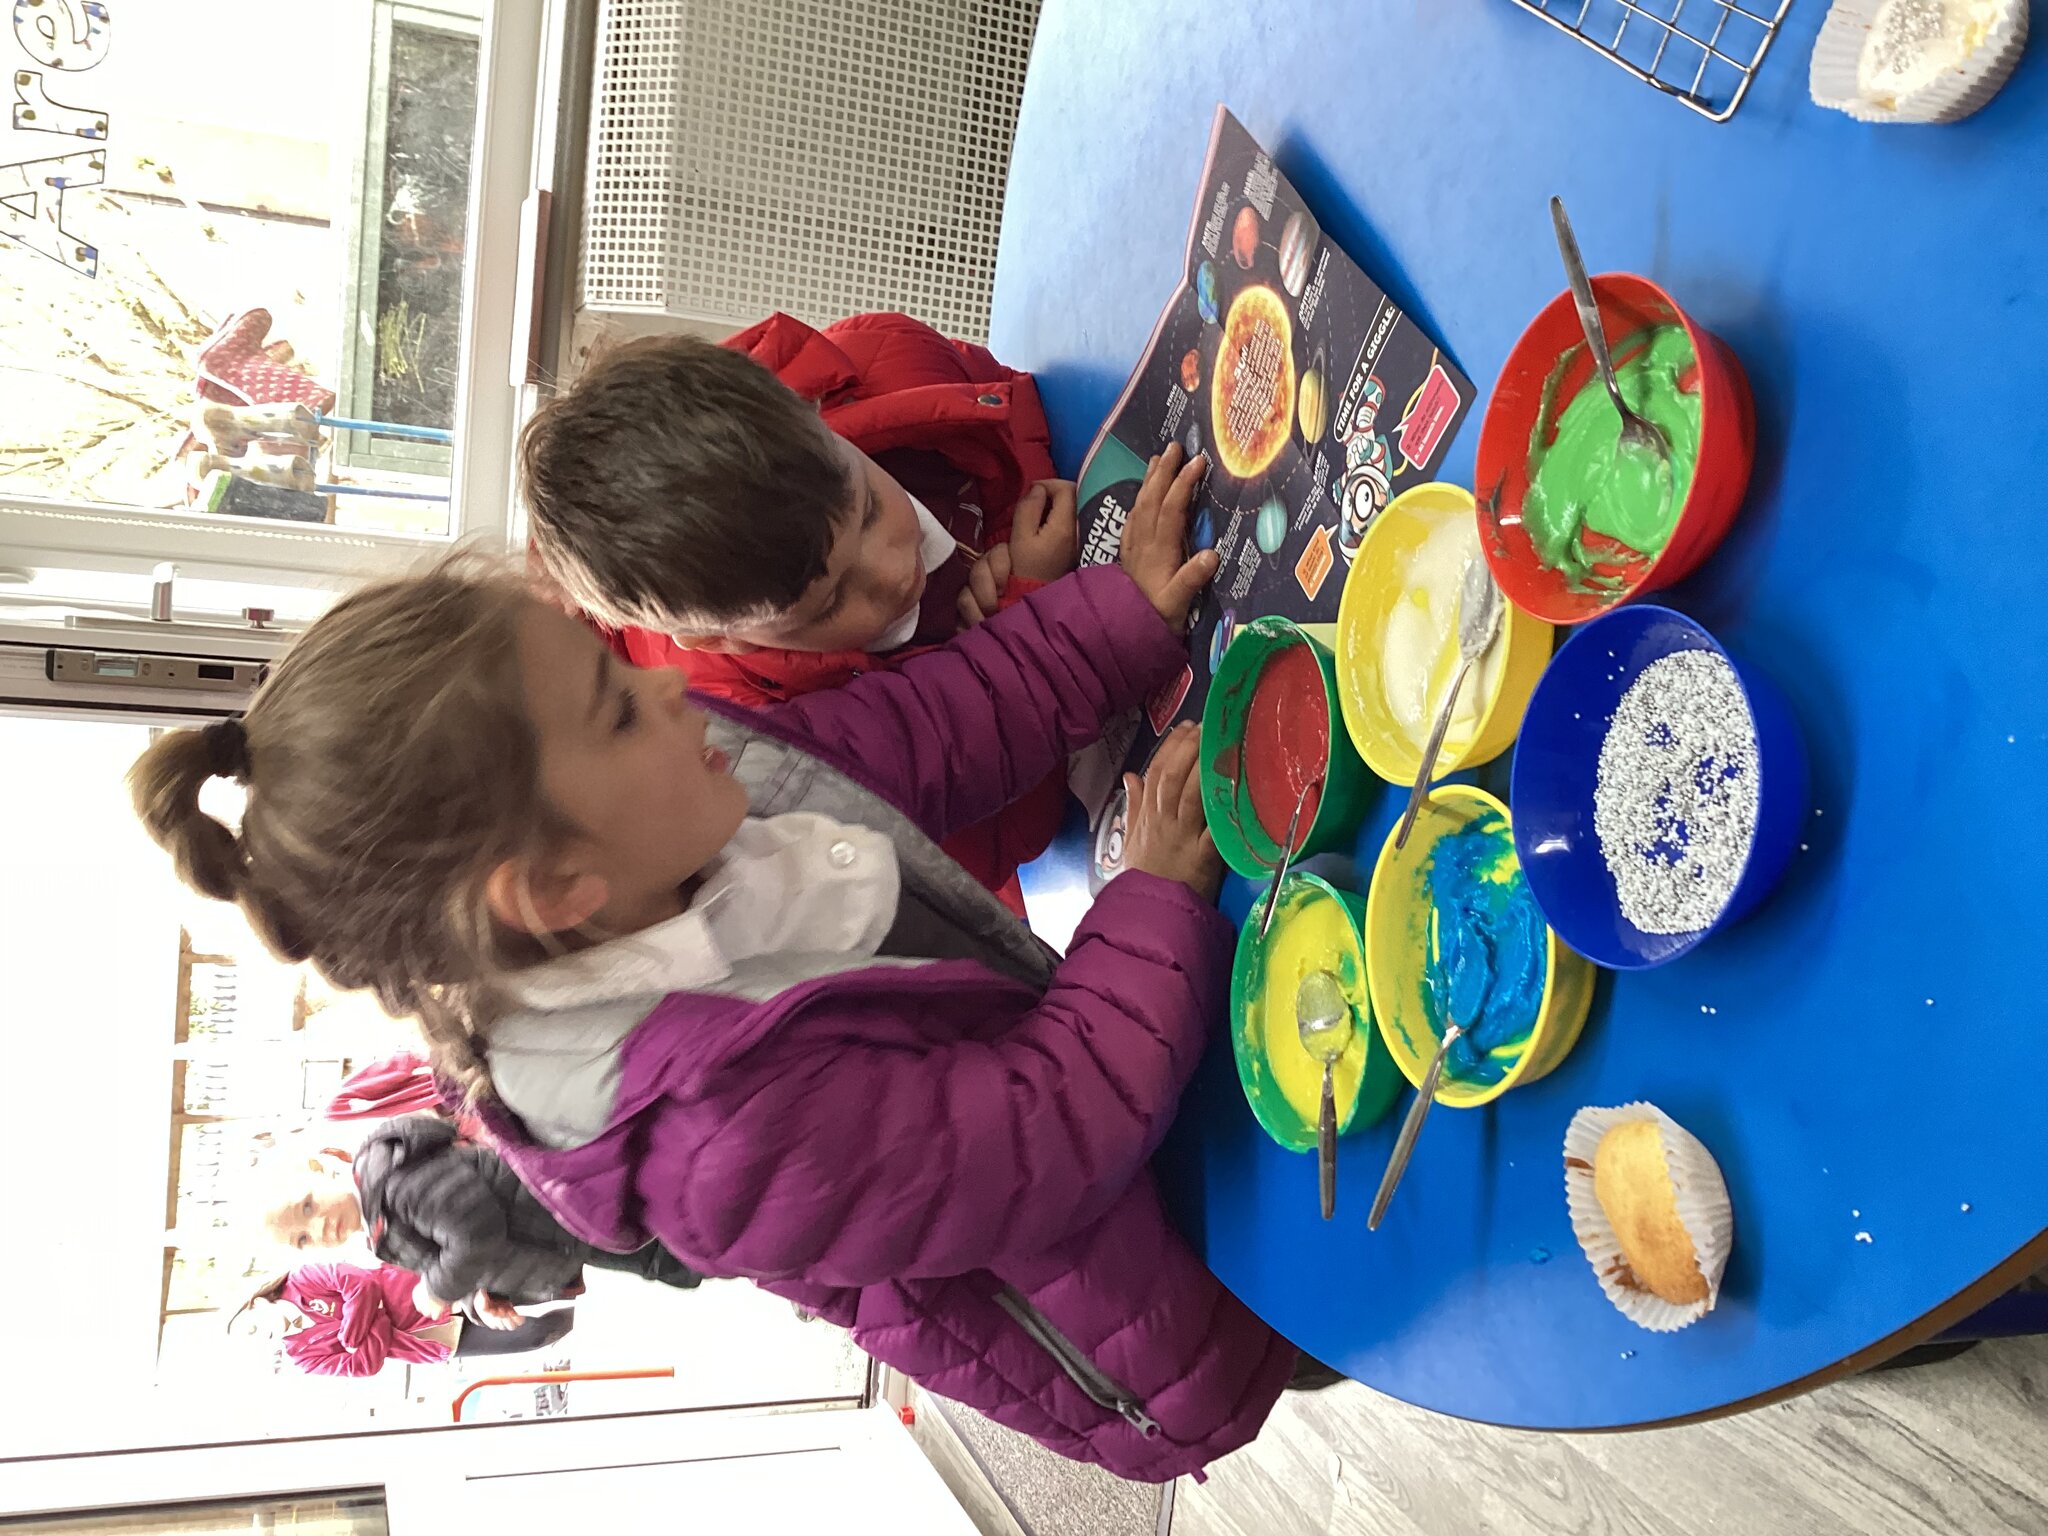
1210;284;1296;482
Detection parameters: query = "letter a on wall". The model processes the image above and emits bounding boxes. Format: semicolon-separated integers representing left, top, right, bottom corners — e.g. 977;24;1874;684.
5;0;111;276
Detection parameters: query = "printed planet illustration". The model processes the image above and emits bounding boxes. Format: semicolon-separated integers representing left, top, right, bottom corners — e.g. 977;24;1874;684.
1279;211;1315;297
1212;284;1298;481
1209;608;1239;672
1256;496;1289;554
1181;348;1202;393
1196;261;1221;324
1232;205;1261;270
1298;353;1328;443
1191;498;1216;552
1185;421;1204;458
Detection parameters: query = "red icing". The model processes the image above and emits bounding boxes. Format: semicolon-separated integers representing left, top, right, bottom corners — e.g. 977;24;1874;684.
1242;643;1328;848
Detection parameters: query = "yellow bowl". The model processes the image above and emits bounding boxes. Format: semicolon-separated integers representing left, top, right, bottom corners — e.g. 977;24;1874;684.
1335;482;1555;786
1364;785;1596;1109
1229;874;1404;1151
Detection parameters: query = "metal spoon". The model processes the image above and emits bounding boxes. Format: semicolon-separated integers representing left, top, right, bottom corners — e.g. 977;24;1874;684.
1296;968;1354;1221
1367;1018;1465;1231
1393;560;1503;849
1257;775;1322;939
1550;196;1669;469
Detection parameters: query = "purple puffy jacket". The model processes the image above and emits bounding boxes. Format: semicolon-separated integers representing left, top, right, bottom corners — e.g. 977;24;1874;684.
475;567;1292;1481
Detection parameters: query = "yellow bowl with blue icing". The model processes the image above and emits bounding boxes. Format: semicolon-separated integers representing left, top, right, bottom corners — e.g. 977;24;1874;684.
1230;873;1403;1151
1365;785;1596;1110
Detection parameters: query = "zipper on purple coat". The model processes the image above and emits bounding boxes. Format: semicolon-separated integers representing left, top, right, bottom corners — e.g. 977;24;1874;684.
995;1285;1161;1437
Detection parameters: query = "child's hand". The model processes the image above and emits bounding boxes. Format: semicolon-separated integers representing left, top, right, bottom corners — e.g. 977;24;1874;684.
957;482;1081;629
1120;445;1218;630
1119;721;1221;901
956;542;1013;630
412;1281;450;1318
472;1292;524;1331
1008;479;1079;584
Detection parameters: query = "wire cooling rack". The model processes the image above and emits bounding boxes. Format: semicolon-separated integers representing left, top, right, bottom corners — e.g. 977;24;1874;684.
1508;0;1796;122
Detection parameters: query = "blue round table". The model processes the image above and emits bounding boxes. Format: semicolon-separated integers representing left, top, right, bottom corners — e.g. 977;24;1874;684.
996;0;2048;1429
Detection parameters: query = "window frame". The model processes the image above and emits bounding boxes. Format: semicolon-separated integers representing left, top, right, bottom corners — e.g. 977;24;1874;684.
333;0;490;482
0;0;544;591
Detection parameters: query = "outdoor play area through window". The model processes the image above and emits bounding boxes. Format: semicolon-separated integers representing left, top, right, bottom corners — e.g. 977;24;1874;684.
0;0;482;537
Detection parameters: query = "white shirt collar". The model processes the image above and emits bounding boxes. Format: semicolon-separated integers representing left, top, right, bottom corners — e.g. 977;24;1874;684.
485;814;924;1150
871;494;957;653
507;814;902;1011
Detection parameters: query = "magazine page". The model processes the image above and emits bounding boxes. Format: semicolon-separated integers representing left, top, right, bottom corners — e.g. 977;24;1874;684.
1071;106;1475;890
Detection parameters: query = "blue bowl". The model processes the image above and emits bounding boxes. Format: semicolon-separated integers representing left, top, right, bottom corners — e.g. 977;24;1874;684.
1509;605;1809;969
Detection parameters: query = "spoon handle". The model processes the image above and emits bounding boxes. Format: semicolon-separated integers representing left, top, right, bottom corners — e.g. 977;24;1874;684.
1393;656;1474;850
1318;1061;1338;1222
1259;777;1320;939
1368;1024;1462;1231
1258;836;1297;940
1549;197;1630;426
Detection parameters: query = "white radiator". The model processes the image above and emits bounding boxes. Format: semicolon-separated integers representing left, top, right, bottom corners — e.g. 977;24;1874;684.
582;0;1041;343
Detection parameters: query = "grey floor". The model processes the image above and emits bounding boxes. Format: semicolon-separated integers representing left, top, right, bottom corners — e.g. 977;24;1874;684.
931;1397;1163;1536
915;1336;2048;1536
1183;1337;2048;1536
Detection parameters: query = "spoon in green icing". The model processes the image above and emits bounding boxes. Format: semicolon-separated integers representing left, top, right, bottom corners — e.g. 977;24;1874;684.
1550;196;1669;471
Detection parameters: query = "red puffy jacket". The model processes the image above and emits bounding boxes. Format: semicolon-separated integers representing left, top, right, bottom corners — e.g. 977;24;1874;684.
613;312;1070;916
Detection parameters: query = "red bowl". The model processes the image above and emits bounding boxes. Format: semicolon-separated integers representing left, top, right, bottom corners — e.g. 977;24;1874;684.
1473;274;1755;626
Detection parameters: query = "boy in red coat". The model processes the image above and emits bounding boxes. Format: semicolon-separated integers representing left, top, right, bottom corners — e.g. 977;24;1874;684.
521;312;1075;916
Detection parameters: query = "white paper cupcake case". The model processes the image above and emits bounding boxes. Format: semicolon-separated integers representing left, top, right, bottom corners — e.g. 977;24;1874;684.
1810;0;2029;125
1563;1102;1733;1333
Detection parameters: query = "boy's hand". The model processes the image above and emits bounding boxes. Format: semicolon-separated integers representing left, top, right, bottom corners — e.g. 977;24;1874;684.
1119;721;1222;902
1120;444;1218;630
956;542;1013;630
957;480;1082;629
1008;479;1079;584
962;548;1019;630
473;1292;524;1331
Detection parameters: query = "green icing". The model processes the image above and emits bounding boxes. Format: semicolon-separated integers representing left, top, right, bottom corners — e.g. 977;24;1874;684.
1523;325;1701;589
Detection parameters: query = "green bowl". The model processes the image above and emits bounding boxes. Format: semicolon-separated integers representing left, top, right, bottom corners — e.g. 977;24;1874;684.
1229;872;1403;1152
1200;617;1376;880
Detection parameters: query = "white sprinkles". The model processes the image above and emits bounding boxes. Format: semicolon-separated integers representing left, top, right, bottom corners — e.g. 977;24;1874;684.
1593;650;1760;936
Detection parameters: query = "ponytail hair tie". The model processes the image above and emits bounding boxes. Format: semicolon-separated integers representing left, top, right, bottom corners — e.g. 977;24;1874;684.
203;716;251;784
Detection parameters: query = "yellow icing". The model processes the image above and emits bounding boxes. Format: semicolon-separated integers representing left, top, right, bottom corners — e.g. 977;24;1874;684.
1254;888;1367;1127
1378;514;1502;758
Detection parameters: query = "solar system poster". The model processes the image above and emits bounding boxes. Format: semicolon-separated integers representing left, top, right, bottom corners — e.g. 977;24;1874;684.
1073;107;1474;889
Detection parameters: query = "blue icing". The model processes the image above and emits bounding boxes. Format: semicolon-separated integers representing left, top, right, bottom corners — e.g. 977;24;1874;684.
1422;811;1546;1086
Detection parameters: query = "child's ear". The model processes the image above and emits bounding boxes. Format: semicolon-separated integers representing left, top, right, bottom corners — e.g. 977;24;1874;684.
484;855;608;936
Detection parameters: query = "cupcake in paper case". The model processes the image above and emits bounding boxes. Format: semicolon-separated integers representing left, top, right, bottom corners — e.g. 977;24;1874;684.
1564;1103;1733;1332
1810;0;2028;124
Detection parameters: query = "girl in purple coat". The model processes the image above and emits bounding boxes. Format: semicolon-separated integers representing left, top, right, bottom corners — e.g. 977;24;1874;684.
132;446;1305;1481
